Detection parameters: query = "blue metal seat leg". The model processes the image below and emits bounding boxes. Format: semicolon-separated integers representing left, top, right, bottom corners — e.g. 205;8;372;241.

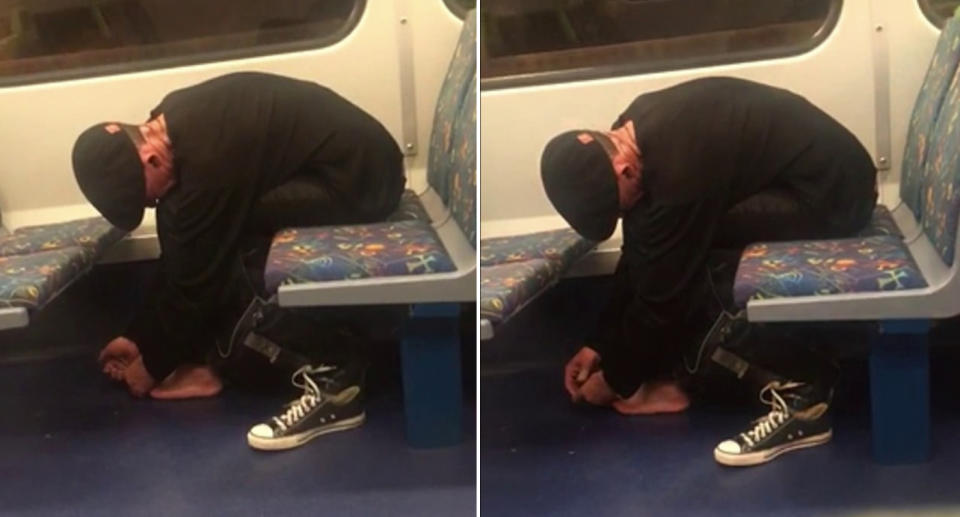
870;319;931;464
401;303;464;448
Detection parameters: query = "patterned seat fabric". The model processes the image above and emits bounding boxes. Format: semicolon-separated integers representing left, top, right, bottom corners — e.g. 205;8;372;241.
901;17;960;220
733;235;927;307
427;10;477;210
263;220;456;293
480;228;594;269
0;247;94;309
858;205;902;239
0;217;125;257
479;228;595;327
448;78;477;246
385;189;431;224
920;60;960;265
480;259;561;324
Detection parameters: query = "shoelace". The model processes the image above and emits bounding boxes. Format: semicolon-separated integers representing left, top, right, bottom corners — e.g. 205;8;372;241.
739;381;804;448
272;364;337;432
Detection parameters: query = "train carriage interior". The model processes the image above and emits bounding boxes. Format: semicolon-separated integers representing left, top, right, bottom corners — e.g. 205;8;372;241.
0;1;476;516
11;0;960;514
481;0;960;515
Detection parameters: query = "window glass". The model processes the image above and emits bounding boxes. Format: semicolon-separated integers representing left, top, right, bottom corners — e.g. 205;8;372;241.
445;0;476;19
0;0;364;85
919;0;960;27
481;0;841;89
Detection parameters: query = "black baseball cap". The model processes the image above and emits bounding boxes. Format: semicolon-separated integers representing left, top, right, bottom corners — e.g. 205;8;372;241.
72;123;146;232
540;130;619;242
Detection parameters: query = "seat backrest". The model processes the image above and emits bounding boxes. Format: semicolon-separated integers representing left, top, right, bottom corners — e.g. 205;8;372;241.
902;17;960;219
448;76;476;246
427;10;477;217
920;60;960;265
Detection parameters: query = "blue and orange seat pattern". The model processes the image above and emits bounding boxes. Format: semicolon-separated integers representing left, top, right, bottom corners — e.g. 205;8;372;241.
733;236;927;306
0;217;124;309
263;221;456;292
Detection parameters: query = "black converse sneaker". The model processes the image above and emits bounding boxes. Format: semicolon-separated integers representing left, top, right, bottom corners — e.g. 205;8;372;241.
714;381;832;467
247;364;365;451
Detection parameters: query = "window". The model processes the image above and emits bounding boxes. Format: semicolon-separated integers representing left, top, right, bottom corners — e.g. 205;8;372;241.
920;0;960;27
444;0;476;19
0;0;364;86
480;0;841;89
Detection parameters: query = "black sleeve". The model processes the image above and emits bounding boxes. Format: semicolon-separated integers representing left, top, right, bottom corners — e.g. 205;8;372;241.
127;187;256;381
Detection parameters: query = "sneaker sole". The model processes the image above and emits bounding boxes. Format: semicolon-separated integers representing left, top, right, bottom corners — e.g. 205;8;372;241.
247;413;366;451
713;429;832;467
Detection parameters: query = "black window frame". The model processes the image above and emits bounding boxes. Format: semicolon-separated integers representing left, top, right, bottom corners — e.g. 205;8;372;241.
0;0;366;88
480;0;843;91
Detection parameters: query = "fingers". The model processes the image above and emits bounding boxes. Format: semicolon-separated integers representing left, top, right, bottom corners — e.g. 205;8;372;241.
576;367;590;383
102;360;126;381
580;372;616;407
564;366;582;400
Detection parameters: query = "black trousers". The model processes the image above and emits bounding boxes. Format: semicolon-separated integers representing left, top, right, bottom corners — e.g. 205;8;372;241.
594;184;876;398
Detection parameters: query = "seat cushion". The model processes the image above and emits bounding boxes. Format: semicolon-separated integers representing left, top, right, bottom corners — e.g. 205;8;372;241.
264;220;457;293
858;205;902;239
480;228;594;270
480;259;560;325
0;217;125;257
733;235;928;307
385;189;431;224
0;247;94;309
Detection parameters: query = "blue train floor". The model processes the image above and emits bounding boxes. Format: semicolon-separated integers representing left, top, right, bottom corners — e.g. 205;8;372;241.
0;263;476;517
0;354;476;517
481;277;960;517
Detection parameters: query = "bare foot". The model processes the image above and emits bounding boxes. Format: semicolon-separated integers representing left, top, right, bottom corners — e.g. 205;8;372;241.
150;364;223;400
99;337;141;383
612;380;690;415
123;356;157;398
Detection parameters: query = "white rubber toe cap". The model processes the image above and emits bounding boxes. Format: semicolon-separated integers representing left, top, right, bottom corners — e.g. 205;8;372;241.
716;440;742;454
249;424;275;439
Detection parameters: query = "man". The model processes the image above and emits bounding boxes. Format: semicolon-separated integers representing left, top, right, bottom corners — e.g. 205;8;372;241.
72;72;405;448
540;77;877;466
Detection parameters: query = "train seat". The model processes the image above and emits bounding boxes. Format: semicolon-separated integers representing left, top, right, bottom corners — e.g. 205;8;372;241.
264;220;457;291
479;228;595;339
730;15;960;464
0;216;126;329
261;10;476;448
263;189;444;291
733;235;927;304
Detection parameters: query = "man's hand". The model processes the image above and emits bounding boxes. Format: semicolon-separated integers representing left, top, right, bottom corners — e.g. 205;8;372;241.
564;346;602;401
99;336;141;382
579;371;618;407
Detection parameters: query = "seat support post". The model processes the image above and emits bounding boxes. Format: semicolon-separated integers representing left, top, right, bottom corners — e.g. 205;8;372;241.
400;302;463;448
870;319;931;464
